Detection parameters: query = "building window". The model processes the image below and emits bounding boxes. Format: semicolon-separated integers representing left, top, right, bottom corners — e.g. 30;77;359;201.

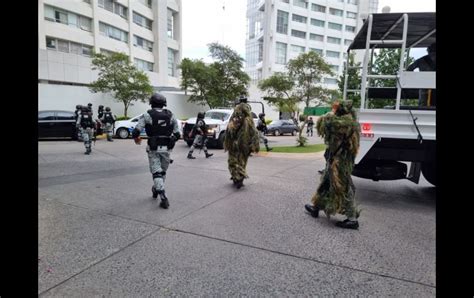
83;0;91;3
343;52;348;59
325;78;338;85
276;10;289;34
99;22;128;43
347;11;357;19
167;9;175;39
336;0;344;2
98;0;128;19
329;8;343;17
310;48;323;55
168;48;177;77
100;49;117;56
280;0;289;2
292;14;307;24
326;50;340;58
293;0;308;9
275;42;287;64
344;39;353;46
134;35;153;52
133;12;152;30
291;44;305;54
44;5;92;32
310;18;325;27
138;0;152;8
311;3;326;13
291;29;306;39
328;22;342;31
134;58;153;71
309;33;324;41
45;37;92;57
348;0;358;4
330;65;339;72
345;25;356;33
327;36;341;44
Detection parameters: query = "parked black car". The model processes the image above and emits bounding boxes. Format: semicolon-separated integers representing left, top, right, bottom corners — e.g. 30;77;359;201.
266;120;299;136
38;110;78;139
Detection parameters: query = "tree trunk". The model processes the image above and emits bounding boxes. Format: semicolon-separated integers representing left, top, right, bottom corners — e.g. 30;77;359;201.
123;102;129;118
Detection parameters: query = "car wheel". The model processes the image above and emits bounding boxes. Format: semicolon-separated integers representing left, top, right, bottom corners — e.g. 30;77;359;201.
274;129;280;136
117;128;129;139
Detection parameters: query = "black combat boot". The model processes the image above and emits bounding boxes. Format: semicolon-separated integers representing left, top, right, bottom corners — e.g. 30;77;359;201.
318;169;324;174
151;186;158;199
84;148;91;155
187;152;196;159
305;204;320;218
205;152;213;158
107;137;113;142
235;178;244;189
335;219;359;230
158;191;169;209
266;145;273;152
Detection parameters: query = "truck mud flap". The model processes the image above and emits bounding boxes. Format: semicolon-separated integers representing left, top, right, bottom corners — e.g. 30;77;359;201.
352;160;407;181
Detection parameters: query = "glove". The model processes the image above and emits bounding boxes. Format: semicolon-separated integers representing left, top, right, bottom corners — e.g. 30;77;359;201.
134;137;142;145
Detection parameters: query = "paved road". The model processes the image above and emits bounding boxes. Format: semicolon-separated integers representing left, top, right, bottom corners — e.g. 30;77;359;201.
38;138;436;296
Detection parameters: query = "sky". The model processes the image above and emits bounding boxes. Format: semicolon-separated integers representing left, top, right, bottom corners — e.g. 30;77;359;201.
181;0;436;62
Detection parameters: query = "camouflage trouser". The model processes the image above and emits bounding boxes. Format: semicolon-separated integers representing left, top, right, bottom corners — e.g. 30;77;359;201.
147;146;171;192
311;160;358;219
80;127;94;151
227;150;249;181
104;123;113;140
258;131;269;146
307;126;313;136
188;135;208;154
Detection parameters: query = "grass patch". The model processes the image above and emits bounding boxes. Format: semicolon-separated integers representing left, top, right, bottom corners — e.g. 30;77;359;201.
261;144;326;153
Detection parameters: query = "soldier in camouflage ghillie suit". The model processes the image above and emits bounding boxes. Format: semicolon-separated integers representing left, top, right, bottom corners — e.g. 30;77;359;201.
224;96;260;189
305;100;361;229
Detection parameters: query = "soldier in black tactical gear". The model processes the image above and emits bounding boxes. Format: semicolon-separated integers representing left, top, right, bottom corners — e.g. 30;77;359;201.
187;112;213;159
74;105;83;141
76;105;95;154
257;113;273;152
87;103;93;114
97;105;104;119
99;106;116;142
132;93;180;209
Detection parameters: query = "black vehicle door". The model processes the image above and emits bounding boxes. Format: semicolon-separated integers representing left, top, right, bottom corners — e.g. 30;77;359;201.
55;111;76;138
38;111;57;138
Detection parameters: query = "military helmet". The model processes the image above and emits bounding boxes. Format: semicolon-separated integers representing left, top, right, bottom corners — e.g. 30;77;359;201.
76;105;81;109
105;107;111;112
149;93;167;107
197;112;205;119
98;105;104;109
87;103;92;107
258;113;265;119
238;95;248;103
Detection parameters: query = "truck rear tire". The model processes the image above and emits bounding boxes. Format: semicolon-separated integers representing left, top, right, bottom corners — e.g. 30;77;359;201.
421;161;436;186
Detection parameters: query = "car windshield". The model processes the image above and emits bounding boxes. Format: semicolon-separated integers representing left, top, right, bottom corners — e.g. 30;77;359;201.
205;111;230;121
270;120;283;126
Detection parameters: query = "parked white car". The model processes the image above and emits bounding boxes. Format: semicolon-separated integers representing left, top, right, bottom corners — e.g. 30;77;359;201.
182;108;258;149
113;114;183;139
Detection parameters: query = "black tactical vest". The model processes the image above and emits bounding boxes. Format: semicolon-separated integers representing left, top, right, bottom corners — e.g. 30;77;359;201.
103;112;114;124
80;111;94;128
144;109;173;137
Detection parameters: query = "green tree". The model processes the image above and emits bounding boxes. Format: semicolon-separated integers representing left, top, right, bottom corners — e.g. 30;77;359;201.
258;51;335;146
89;52;153;117
369;49;415;108
179;43;250;109
337;52;361;108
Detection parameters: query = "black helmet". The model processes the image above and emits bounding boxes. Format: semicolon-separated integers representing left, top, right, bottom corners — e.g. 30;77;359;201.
259;113;265;119
239;95;248;103
76;105;81;109
197;112;205;119
149;93;167;107
105;107;111;112
98;105;104;109
88;103;92;107
81;106;89;112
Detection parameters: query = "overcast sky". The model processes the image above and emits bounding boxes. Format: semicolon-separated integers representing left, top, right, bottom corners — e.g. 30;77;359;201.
181;0;436;62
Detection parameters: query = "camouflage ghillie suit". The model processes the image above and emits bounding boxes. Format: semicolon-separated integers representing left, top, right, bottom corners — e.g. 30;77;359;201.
224;103;260;185
311;101;360;219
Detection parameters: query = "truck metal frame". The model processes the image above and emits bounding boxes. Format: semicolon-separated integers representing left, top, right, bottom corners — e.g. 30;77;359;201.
343;12;436;186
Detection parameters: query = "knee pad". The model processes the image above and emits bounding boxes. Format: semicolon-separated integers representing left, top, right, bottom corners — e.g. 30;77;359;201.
152;171;166;179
